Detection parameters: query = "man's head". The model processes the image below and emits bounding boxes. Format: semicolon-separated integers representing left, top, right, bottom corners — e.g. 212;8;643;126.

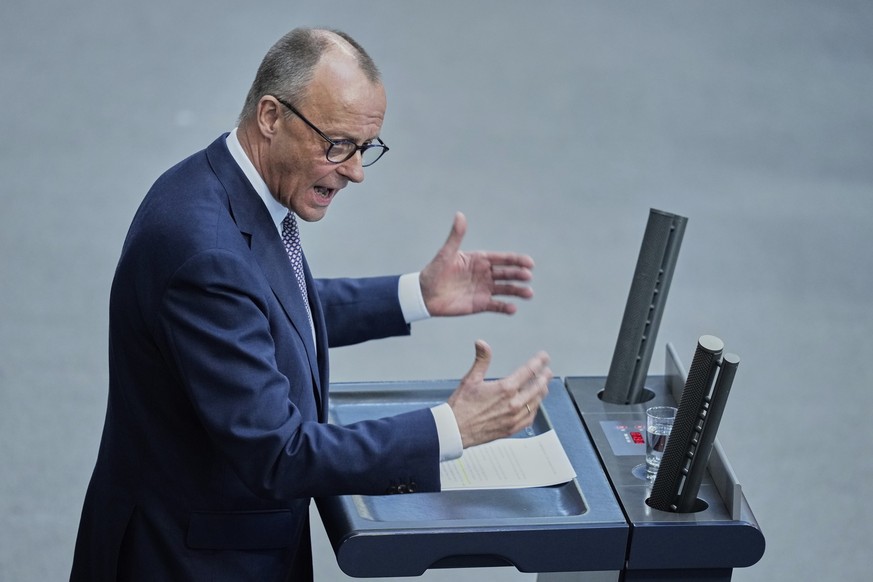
238;28;387;222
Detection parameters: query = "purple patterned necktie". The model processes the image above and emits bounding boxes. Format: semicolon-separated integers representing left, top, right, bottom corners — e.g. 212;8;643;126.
281;212;314;329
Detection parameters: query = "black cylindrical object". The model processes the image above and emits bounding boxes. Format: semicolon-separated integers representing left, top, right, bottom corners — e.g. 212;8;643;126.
648;335;723;512
602;209;687;405
675;352;740;512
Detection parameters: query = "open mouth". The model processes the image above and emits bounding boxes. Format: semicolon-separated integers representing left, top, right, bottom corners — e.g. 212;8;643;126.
314;186;335;200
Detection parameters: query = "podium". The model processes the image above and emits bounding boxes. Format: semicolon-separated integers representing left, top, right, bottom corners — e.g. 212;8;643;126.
318;345;765;580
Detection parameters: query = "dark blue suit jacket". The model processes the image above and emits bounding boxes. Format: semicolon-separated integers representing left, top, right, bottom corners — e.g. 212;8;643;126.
71;135;440;581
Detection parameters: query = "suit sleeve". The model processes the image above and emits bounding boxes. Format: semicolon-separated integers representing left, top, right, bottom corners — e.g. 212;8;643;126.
158;249;440;500
315;276;412;348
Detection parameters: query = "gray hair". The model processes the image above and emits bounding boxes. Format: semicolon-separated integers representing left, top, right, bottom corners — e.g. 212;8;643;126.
238;27;380;123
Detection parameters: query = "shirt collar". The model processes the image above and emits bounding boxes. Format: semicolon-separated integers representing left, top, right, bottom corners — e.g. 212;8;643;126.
225;127;289;235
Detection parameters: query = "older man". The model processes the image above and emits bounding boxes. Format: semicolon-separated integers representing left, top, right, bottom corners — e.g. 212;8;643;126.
71;27;551;581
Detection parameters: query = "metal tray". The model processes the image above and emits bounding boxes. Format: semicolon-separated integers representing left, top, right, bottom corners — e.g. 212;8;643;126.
318;378;628;577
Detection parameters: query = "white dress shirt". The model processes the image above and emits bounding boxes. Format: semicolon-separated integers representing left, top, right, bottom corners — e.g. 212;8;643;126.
225;129;462;462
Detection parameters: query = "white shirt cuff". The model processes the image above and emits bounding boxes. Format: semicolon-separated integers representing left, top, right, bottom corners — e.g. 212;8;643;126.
430;403;463;462
398;272;431;324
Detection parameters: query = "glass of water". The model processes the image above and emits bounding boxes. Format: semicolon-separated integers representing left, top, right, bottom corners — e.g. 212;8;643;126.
645;406;677;478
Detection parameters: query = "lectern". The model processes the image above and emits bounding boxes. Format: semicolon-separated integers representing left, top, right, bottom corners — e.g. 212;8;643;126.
318;208;765;579
318;345;764;580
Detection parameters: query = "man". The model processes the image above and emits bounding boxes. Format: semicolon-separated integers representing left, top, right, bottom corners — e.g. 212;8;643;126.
71;27;551;581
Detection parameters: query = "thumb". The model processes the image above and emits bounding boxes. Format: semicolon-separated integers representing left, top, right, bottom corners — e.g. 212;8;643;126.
439;211;467;257
466;339;492;382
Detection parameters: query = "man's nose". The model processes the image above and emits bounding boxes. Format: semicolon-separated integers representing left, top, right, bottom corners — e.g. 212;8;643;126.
336;152;365;183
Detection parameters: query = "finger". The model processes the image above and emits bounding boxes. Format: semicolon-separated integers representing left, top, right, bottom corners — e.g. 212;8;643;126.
519;362;552;390
481;251;535;269
485;301;518;315
484;289;533;310
511;391;547;433
490;283;534;299
465;339;492;383
439;212;467;257
490;265;534;282
514;394;549;430
506;352;550;387
523;395;545;418
519;367;553;402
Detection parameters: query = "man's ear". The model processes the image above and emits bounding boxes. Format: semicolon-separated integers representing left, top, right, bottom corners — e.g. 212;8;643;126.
256;96;282;139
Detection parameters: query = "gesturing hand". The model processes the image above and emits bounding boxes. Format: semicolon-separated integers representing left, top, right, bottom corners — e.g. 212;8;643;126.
447;340;552;448
419;212;535;317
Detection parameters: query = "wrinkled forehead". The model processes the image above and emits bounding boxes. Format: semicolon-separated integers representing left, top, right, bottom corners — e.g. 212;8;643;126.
302;50;385;109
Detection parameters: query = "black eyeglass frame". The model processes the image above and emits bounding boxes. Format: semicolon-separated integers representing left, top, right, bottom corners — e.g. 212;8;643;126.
271;95;389;167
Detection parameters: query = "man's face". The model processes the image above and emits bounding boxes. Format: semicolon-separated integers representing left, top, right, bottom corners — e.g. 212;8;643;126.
264;53;387;222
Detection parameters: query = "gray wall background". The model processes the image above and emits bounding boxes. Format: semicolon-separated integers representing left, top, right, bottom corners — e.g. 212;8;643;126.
2;1;871;580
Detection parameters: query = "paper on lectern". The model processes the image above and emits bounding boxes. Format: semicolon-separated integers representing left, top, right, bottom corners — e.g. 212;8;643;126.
439;429;576;490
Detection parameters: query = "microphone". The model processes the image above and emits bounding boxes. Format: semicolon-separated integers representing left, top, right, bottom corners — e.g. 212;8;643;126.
602;209;687;404
648;335;739;513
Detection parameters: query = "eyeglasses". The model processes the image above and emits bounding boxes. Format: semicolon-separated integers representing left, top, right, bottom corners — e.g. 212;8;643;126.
272;95;389;167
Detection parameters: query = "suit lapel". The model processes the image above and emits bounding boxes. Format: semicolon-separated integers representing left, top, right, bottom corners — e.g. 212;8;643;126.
300;253;330;421
204;136;325;414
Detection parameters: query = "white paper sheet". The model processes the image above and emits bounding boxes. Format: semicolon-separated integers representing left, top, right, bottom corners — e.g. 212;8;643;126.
439;429;576;490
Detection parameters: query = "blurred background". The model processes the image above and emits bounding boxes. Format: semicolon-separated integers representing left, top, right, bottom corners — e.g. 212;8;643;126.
2;1;871;580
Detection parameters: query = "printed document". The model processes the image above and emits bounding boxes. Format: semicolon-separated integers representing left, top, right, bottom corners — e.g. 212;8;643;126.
440;430;576;490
